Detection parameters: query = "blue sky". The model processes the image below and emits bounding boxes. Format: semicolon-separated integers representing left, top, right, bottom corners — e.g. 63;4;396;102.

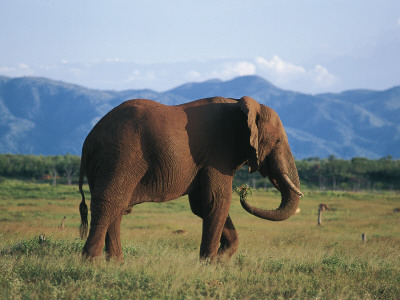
1;0;399;93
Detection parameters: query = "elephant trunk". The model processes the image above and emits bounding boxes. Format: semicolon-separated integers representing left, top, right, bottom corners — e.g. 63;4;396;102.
240;150;303;221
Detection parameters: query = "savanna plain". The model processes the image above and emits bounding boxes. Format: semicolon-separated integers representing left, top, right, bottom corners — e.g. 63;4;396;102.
0;179;399;299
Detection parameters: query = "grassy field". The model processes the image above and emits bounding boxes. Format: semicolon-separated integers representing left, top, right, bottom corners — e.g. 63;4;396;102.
0;179;399;299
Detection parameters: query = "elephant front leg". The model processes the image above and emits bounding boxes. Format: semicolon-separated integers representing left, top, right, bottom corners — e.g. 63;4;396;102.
217;215;239;260
199;197;231;262
189;173;234;263
105;214;123;261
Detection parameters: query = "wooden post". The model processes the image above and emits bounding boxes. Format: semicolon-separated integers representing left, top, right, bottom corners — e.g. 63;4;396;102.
60;216;66;230
317;204;330;225
317;207;322;225
362;233;367;243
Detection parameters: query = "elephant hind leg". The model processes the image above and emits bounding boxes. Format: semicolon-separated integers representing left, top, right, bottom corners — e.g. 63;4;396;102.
105;214;123;261
217;215;239;260
82;198;125;260
82;223;108;259
82;212;124;261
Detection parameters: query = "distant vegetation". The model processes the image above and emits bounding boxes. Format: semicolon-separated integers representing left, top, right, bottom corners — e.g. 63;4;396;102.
235;155;400;191
0;154;399;191
0;154;80;186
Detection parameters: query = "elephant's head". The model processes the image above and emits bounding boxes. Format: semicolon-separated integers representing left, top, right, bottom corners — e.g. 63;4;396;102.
239;96;303;221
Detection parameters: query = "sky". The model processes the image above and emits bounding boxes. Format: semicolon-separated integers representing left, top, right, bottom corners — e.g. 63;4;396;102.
0;0;399;94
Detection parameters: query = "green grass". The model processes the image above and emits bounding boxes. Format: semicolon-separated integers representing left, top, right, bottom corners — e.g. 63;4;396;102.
0;179;399;299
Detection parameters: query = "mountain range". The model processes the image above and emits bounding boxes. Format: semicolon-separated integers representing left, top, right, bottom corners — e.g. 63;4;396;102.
0;75;399;159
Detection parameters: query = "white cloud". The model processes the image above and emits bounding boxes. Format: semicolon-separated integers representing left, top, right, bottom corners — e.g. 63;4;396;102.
214;61;256;79
126;69;157;83
228;61;256;76
0;66;15;72
398;17;400;26
18;63;30;69
105;58;124;63
254;56;336;92
312;65;336;86
185;70;201;80
182;61;256;84
0;63;33;77
256;56;305;76
126;70;141;82
0;57;337;93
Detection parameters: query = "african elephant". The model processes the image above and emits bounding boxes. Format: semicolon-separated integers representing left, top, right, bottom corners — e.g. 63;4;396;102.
78;96;303;262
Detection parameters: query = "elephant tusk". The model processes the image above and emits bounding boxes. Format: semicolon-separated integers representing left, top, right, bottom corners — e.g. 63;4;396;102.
282;173;304;197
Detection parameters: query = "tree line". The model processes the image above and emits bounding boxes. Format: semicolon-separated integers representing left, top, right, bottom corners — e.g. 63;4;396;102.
0;154;80;185
234;155;400;191
0;154;399;191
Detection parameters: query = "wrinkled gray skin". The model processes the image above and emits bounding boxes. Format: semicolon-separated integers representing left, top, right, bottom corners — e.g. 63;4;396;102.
79;96;302;262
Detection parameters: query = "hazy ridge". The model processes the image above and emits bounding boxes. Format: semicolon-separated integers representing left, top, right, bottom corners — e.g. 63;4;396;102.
0;75;399;158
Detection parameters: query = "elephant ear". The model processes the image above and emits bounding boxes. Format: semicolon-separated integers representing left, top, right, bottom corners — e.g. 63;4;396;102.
239;96;260;173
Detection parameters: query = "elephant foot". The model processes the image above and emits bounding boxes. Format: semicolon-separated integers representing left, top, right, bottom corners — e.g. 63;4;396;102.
82;224;108;260
217;236;239;261
106;254;124;263
217;215;239;261
82;245;124;263
200;242;238;264
217;246;238;262
82;247;103;261
105;242;124;262
199;256;213;266
199;252;234;264
105;215;123;261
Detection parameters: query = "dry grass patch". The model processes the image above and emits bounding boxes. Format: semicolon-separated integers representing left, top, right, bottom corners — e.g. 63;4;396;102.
0;180;399;299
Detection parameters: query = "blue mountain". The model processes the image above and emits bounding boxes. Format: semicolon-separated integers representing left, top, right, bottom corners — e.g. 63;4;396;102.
0;75;399;158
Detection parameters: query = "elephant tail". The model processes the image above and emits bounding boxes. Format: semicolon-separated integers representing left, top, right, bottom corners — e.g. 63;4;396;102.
79;153;88;239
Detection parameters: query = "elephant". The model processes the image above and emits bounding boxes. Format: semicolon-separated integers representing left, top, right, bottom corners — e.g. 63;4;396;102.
78;96;303;262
